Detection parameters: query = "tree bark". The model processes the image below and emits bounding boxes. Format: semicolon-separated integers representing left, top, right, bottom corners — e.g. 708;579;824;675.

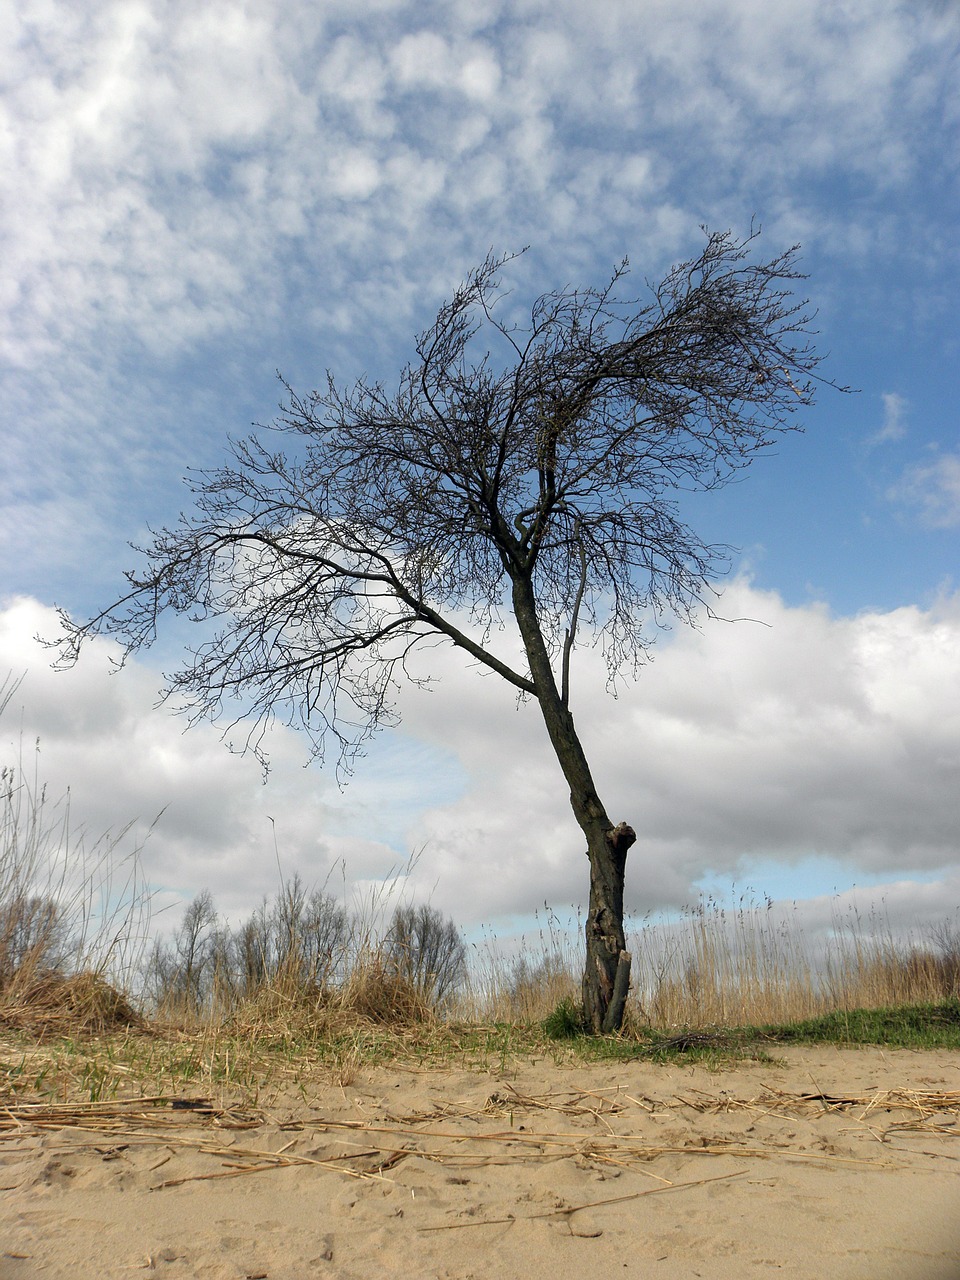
602;948;633;1035
583;821;636;1033
510;575;636;1033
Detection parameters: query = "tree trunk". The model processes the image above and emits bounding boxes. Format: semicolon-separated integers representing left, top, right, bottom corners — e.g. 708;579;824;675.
582;820;636;1034
510;575;636;1033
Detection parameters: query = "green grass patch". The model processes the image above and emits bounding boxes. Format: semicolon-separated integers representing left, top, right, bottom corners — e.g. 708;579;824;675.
545;997;960;1063
756;998;960;1049
584;1030;774;1066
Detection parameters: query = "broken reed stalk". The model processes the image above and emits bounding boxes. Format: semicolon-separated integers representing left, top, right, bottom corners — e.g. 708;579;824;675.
417;1170;746;1231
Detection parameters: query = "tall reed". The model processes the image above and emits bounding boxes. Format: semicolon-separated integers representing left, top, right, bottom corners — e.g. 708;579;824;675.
0;674;151;1021
449;894;959;1029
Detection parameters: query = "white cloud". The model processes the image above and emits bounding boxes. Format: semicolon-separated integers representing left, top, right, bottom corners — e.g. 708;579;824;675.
872;391;908;444
459;49;502;103
4;0;953;373
329;150;382;199
383;580;960;924
0;596;402;920
5;580;955;936
390;32;456;90
891;452;960;529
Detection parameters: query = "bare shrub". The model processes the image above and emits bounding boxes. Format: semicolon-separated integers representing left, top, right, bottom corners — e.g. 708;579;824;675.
145;890;219;1015
145;877;352;1018
268;875;350;988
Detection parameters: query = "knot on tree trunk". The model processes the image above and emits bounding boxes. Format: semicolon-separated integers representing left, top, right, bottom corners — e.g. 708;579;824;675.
606;821;636;867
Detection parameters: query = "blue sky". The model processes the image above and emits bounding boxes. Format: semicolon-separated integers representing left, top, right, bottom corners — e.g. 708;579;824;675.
2;0;959;946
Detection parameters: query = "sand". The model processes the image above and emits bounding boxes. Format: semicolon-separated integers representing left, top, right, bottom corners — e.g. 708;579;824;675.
1;1044;958;1279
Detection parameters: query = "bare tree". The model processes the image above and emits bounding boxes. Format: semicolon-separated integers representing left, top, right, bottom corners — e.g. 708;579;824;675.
302;888;350;986
385;903;467;1005
229;911;270;1000
267;873;349;987
54;229;829;1032
146;889;218;1013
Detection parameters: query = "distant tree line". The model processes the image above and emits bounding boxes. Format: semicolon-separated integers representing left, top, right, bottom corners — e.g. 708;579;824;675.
142;876;467;1015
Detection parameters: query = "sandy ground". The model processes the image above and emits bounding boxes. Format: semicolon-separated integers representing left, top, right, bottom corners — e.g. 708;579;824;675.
1;1044;958;1279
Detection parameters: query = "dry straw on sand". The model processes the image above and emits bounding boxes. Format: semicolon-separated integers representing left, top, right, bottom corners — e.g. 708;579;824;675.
2;1048;958;1278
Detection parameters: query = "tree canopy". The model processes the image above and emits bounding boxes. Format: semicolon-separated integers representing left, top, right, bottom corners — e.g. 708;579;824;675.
58;229;821;769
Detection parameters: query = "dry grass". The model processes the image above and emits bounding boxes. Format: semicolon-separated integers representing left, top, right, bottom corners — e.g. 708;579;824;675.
2;873;958;1071
339;959;434;1025
1;683;153;1040
0;969;143;1036
2;1076;956;1201
435;897;960;1032
624;899;960;1030
4;890;956;1068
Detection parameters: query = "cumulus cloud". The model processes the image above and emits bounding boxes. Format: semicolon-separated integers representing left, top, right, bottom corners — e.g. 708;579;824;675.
0;596;410;921
402;583;960;923
3;582;957;938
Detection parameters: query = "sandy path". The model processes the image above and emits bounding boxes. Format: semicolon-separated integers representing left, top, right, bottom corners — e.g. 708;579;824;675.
2;1044;958;1279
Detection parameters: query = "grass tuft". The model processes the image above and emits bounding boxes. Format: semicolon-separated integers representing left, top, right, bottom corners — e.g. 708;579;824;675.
542;997;585;1040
